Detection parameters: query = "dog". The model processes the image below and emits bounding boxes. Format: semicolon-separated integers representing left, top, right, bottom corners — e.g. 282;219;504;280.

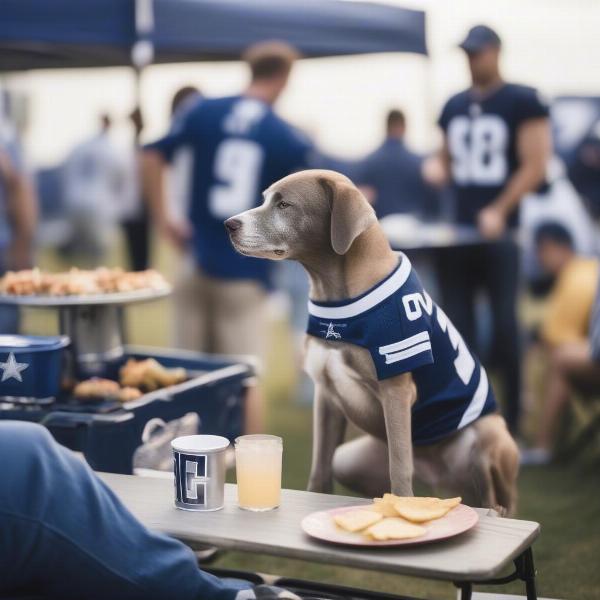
225;169;519;515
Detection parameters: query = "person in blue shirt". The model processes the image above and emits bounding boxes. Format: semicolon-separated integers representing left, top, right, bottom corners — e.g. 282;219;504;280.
431;25;552;435
0;132;37;332
353;109;439;219
0;421;301;600
143;42;313;373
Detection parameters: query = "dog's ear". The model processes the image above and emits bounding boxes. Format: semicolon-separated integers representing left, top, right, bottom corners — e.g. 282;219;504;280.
319;176;376;255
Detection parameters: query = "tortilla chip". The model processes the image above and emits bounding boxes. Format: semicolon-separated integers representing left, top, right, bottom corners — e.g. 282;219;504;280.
440;497;462;509
370;498;399;517
333;509;383;533
365;517;426;541
392;497;458;523
382;493;402;503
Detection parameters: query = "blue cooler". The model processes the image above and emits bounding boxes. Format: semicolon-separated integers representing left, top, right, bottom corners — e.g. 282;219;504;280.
0;335;70;400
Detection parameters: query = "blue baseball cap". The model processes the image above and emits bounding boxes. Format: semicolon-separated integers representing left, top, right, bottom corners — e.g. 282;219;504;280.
459;25;502;54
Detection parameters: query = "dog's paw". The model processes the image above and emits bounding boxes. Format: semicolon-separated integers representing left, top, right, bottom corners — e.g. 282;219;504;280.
307;477;332;494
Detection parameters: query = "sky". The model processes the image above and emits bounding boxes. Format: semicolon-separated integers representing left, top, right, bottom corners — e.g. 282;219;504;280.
3;0;600;166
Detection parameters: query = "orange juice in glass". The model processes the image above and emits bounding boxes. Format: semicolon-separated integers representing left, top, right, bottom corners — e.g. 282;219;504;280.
235;434;282;511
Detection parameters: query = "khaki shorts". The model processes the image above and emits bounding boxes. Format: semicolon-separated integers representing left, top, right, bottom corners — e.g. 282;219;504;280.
174;267;268;360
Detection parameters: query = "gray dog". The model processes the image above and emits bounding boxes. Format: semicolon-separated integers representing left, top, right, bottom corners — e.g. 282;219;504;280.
226;169;519;514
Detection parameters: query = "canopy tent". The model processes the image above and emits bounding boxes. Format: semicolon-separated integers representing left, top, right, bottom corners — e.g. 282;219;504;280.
0;0;427;72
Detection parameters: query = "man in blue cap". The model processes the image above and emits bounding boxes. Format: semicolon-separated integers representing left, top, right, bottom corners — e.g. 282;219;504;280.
432;25;552;435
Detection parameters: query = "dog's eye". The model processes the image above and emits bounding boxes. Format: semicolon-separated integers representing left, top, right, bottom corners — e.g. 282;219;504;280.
277;200;290;209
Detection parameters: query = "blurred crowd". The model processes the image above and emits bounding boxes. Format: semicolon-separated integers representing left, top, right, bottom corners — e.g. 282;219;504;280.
2;26;600;464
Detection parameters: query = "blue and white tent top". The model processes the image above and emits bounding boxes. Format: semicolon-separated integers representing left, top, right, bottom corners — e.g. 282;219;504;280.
0;0;427;71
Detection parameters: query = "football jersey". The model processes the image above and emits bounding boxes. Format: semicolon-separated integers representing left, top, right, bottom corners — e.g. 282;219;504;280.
306;253;497;445
438;83;549;228
147;95;313;286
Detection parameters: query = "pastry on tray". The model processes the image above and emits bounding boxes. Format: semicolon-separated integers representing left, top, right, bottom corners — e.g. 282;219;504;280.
117;386;143;403
0;267;169;297
119;358;187;391
73;377;121;401
73;378;144;403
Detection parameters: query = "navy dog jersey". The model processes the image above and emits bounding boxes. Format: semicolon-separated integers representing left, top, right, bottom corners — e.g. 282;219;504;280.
306;254;497;445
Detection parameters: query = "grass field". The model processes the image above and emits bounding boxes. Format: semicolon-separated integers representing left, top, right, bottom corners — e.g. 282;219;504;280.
22;243;600;600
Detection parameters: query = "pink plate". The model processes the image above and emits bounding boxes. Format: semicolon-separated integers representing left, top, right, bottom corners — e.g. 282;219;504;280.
301;503;479;547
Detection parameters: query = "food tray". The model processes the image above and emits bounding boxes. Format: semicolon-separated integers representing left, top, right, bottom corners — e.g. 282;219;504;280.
0;287;171;306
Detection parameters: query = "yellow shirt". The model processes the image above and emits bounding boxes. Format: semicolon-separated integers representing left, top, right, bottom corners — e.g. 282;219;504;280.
542;257;599;346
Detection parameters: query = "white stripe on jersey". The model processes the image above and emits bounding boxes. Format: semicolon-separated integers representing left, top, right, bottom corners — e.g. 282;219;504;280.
379;331;430;355
457;366;489;429
381;341;432;365
308;253;412;320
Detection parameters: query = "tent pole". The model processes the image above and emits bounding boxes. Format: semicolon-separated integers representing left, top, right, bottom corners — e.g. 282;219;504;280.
131;0;154;143
422;54;436;151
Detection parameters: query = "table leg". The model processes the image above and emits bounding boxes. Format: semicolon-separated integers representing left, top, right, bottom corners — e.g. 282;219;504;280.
454;547;537;600
454;581;472;600
517;547;538;600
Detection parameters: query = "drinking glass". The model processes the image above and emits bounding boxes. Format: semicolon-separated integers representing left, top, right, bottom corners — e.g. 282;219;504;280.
235;434;282;511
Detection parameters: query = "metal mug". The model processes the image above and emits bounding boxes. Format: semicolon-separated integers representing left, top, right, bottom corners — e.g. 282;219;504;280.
171;434;230;511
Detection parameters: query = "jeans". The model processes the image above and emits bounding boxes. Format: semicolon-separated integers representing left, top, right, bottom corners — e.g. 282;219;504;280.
0;421;247;600
435;240;522;434
122;208;150;272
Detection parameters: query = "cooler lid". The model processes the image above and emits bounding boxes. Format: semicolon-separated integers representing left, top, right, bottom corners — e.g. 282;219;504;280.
0;335;70;352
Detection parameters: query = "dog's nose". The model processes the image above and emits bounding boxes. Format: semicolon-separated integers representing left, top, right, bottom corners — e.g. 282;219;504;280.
224;218;242;232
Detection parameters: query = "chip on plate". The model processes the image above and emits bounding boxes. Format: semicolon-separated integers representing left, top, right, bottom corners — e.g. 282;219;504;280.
333;509;383;533
440;497;462;509
370;498;399;517
392;497;461;523
365;517;426;541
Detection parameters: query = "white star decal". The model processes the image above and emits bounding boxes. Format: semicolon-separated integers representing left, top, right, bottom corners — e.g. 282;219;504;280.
0;352;29;383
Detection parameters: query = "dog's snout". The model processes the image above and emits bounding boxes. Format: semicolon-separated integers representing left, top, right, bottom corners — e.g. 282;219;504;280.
224;218;242;233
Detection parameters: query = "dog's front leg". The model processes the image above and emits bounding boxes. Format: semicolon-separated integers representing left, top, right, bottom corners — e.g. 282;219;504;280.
379;374;416;497
307;384;347;494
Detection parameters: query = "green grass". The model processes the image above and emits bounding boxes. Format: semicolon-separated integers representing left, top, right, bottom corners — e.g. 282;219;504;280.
21;242;600;600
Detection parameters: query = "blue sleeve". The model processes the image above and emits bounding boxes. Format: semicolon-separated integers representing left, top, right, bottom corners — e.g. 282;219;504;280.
278;125;314;174
514;87;550;126
369;297;435;380
351;157;375;187
145;110;196;162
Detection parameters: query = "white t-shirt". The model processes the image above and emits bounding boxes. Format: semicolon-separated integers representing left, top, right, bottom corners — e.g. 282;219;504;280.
62;132;133;222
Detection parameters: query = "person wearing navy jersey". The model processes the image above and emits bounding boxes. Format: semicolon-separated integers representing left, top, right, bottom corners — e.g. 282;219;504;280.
143;42;313;367
433;25;552;434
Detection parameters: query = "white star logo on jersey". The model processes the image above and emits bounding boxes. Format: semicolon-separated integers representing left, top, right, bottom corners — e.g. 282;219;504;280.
0;352;29;383
320;321;345;340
